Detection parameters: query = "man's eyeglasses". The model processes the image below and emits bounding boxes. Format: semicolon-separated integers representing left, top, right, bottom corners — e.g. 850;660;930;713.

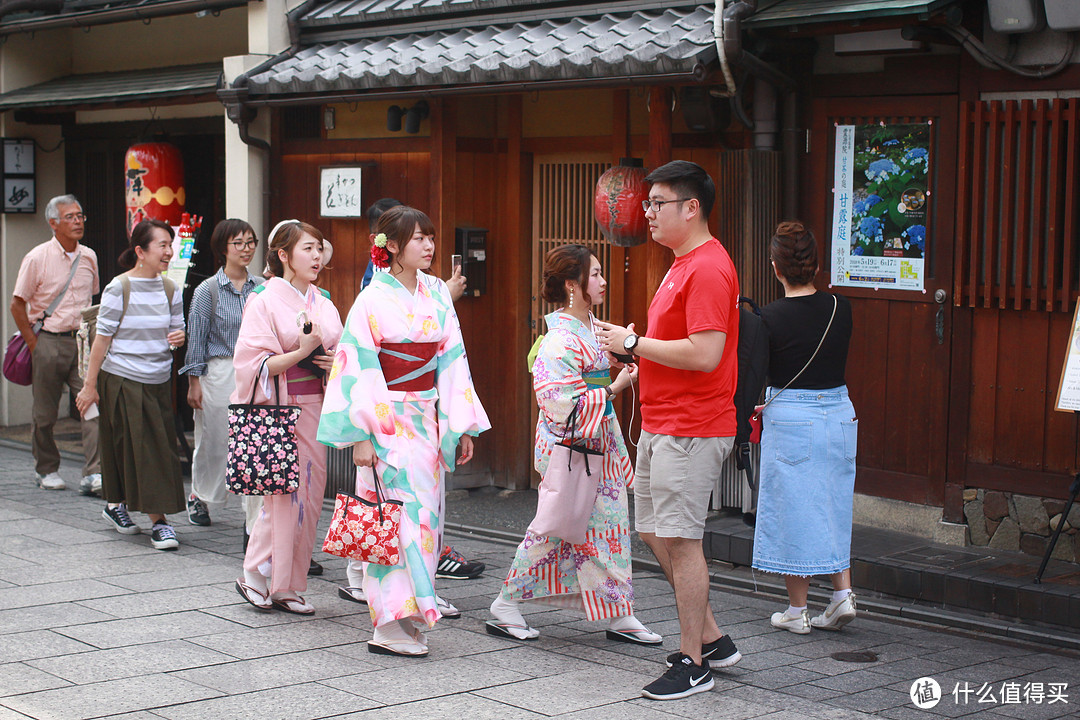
61;213;87;223
641;198;691;213
228;239;258;250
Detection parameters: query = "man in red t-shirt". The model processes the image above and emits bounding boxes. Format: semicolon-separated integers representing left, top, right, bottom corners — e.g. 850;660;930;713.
597;161;741;701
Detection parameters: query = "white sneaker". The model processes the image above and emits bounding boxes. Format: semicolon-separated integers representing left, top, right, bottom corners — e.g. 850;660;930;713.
771;608;811;634
811;593;857;631
35;472;65;490
436;594;461;619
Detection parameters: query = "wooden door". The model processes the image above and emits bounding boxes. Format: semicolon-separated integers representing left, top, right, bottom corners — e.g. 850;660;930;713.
806;96;959;506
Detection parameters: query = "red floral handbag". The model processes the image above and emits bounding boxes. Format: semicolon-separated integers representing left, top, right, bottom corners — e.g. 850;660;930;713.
322;467;403;566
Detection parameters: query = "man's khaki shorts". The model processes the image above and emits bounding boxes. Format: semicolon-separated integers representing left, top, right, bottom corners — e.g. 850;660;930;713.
633;430;734;540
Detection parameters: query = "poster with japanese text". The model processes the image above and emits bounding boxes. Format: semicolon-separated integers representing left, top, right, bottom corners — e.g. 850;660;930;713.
1055;299;1080;412
831;123;930;291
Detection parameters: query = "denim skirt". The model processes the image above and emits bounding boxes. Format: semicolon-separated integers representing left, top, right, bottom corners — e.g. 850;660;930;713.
752;386;857;576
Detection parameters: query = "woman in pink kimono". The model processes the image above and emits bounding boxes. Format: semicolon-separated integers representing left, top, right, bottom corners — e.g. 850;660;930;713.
487;244;660;645
233;220;343;614
319;205;490;657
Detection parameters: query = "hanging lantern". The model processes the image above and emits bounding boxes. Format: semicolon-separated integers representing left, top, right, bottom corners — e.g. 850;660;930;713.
124;142;185;235
594;158;648;247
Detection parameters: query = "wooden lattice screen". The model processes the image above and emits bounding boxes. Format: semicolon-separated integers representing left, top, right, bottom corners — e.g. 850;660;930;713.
955;98;1080;312
531;160;612;338
716;150;783;306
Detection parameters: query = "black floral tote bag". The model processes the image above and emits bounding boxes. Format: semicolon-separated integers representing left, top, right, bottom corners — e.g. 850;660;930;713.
226;358;303;495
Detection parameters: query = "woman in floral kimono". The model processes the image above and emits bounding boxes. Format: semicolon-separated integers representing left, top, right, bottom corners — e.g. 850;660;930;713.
486;244;661;645
318;205;490;657
233;220;343;615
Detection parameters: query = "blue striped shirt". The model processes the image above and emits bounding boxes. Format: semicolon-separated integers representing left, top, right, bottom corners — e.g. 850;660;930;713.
179;269;262;376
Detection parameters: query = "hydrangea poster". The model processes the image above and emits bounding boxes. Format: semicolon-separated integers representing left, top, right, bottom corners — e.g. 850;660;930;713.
831;122;931;291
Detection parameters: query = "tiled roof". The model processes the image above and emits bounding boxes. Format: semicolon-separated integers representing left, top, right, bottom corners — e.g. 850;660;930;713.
746;0;957;28
0;63;221;111
247;6;715;96
301;0;537;28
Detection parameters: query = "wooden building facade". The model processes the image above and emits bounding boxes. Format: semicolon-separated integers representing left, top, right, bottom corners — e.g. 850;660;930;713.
219;0;1080;551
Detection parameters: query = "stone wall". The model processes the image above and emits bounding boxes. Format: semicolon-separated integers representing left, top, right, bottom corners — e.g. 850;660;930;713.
962;489;1080;562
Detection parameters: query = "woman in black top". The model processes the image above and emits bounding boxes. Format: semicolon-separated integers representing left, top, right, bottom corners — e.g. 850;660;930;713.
752;221;859;635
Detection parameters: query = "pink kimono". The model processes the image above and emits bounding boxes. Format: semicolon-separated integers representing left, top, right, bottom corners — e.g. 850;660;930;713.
233;277;343;594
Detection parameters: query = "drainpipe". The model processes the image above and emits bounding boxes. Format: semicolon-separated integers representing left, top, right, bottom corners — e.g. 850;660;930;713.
218;0;321;150
714;0;757;97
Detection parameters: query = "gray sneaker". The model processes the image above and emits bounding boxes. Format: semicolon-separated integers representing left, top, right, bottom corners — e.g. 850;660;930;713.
80;473;102;496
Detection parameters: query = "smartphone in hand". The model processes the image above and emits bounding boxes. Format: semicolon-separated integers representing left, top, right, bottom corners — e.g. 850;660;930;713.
451;254;462;276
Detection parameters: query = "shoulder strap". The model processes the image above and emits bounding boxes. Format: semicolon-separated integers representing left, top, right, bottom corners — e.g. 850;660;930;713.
162;277;177;306
756;294;838;416
117;274;132;326
209;276;220;319
43;251;82;319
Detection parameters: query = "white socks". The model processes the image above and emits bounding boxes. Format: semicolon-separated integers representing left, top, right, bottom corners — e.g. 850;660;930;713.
831;588;852;603
490;596;539;640
243;569;268;595
609;614;649;633
787;605;807;616
346;559;365;588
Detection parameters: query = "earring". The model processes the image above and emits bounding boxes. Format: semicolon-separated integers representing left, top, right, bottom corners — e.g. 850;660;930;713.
568;288;574;309
138;262;143;268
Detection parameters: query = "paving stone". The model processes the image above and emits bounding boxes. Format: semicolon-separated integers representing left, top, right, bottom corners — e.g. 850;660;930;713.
812;669;904;693
1;629;97;663
0;580;128;611
473;665;651;715
74;585;239;619
188;619;360;660
152;681;377;720
826;687;916;713
0;662;71;696
54;610;245;649
172;649;371;694
330;692;542;719
1;674;222;719
0;603;115;635
324;656;533;704
26;640;237;684
738;665;830;689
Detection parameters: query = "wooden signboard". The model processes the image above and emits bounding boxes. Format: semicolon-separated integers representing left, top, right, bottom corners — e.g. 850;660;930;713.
1055;299;1080;411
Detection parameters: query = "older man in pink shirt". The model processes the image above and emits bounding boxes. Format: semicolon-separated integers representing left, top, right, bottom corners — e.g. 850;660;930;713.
10;194;101;492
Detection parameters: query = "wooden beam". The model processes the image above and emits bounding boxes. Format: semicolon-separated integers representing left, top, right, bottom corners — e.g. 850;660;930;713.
431;97;457;280
647;86;674;299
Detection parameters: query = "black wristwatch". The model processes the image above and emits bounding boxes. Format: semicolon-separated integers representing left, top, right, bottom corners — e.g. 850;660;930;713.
623;333;639;355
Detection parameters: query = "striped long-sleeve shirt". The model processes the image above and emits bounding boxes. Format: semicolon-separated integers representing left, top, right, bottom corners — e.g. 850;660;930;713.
179;269;262;376
97;274;185;384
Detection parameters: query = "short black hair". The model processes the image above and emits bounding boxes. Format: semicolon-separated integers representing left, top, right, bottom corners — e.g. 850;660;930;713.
367;198;403;227
645;160;715;219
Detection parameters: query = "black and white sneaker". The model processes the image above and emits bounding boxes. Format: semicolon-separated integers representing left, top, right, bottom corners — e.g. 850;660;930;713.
642;654;714;700
186;496;211;526
435;545;485;579
666;634;741;668
150;523;179;551
103;504;139;535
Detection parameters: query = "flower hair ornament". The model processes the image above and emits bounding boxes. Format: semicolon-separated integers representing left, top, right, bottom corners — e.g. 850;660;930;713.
371;232;390;269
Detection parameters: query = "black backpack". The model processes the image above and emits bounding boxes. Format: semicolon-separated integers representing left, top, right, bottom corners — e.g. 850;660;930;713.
733;296;769;489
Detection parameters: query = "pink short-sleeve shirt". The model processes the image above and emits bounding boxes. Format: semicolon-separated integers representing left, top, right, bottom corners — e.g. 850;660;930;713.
12;237;100;333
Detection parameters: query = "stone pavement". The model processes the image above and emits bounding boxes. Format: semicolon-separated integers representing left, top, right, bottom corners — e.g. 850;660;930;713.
0;444;1077;720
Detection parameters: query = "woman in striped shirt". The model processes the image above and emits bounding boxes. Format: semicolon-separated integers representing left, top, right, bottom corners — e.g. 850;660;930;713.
76;219;186;550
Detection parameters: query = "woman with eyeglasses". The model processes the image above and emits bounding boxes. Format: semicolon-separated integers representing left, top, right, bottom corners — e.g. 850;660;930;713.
180;219;263;530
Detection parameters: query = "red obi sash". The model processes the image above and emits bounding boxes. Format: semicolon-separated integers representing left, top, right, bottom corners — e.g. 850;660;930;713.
379;342;438;392
285;365;322;395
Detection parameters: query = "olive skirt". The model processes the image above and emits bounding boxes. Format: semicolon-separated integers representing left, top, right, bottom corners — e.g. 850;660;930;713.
98;370;184;515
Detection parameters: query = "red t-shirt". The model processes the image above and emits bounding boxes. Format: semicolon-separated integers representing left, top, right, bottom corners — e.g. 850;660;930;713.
639;238;740;437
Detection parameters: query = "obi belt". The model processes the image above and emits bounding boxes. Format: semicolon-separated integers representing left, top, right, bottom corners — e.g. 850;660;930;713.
380;342;438;392
285;364;322;395
582;368;614;415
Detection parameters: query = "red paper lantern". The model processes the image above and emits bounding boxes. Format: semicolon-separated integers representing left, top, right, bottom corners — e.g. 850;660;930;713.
594;158;648;247
125;142;185;235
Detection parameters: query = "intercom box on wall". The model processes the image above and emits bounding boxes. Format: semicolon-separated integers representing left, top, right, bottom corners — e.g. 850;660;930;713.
455;227;487;297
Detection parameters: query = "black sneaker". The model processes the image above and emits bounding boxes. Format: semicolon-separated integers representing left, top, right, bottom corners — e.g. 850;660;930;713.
642;654;713;700
308;558;323;576
151;523;179;551
666;634;741;668
436;545;485;579
103;504;139;535
186;496;211;526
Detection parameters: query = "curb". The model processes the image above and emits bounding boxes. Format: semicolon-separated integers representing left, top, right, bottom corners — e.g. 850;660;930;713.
444;521;1080;654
